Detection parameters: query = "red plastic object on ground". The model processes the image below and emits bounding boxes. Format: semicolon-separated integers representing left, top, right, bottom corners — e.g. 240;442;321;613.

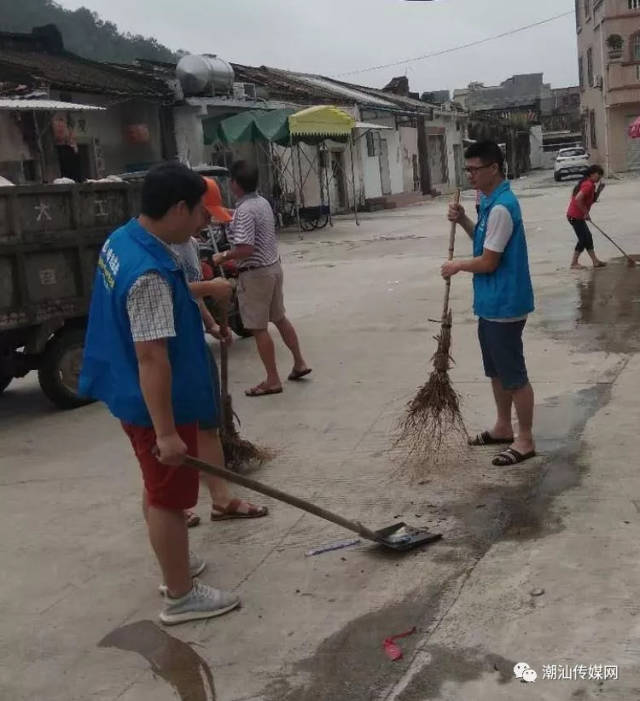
383;627;417;661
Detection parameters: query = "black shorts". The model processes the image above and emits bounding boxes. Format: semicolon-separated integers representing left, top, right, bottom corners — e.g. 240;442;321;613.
478;318;529;390
568;217;594;253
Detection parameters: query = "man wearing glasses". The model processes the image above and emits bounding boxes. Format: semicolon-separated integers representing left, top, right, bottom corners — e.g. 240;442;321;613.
442;141;535;467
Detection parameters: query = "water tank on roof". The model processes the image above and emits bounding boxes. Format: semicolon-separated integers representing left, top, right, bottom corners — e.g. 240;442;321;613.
177;54;235;97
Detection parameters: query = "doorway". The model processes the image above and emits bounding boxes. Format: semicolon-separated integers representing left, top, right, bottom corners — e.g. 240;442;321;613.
330;150;347;210
378;137;392;195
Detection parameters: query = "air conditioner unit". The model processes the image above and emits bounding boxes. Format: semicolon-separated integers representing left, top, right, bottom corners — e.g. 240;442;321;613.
233;82;257;100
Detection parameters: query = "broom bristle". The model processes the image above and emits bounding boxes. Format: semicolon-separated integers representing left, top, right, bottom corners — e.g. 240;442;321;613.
396;319;467;467
221;395;272;470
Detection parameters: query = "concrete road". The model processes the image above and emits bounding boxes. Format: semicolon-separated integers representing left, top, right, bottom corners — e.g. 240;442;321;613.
1;170;640;701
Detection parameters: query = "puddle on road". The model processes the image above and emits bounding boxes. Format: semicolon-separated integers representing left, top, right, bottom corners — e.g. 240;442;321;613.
452;384;611;546
263;588;447;701
259;268;628;700
99;620;215;700
452;260;639;545
395;645;514;701
539;258;640;353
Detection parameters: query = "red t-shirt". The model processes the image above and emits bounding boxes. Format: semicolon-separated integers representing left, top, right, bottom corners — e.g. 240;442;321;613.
567;179;595;220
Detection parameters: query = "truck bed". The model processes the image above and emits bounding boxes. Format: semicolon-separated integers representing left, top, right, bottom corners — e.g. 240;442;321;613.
0;183;141;334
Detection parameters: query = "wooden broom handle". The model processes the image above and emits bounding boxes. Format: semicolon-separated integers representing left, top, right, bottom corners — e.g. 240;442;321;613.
184;456;381;542
219;302;229;401
442;189;461;320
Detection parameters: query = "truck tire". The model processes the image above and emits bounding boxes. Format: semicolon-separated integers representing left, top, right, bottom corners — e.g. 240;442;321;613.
38;328;94;410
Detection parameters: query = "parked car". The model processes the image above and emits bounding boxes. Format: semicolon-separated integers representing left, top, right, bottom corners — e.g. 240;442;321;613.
554;147;590;181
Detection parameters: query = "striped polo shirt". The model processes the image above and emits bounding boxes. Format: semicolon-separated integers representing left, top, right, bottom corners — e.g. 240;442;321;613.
229;192;278;269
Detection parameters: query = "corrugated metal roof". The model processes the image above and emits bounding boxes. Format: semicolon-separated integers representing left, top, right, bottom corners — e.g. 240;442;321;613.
0;98;105;111
291;73;394;108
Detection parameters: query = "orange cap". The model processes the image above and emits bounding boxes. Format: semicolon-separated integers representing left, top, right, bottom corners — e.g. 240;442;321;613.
203;177;232;223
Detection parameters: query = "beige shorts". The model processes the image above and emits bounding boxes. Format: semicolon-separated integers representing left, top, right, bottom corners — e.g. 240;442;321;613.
237;261;286;330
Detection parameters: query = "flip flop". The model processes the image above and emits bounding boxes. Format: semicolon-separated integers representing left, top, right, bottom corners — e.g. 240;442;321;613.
245;385;283;397
468;431;514;447
288;368;312;381
211;499;269;521
492;448;537;467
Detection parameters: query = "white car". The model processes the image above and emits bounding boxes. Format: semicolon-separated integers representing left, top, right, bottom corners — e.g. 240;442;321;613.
554;147;590;181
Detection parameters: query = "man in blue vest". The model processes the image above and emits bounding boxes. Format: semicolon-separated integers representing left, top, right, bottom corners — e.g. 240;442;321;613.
80;163;240;625
442;141;536;467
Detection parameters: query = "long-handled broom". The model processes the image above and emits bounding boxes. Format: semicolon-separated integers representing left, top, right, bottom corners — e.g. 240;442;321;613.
590;220;637;268
397;190;467;464
206;229;271;470
217;317;271;470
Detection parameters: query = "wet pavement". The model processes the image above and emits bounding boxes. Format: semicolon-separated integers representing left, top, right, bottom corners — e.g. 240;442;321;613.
2;170;640;700
539;258;640;354
99;621;216;701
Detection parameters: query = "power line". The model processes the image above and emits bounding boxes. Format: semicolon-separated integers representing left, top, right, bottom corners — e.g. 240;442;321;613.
334;10;574;78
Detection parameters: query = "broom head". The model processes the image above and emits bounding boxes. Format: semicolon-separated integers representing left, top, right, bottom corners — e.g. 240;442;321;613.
396;313;467;467
221;394;272;470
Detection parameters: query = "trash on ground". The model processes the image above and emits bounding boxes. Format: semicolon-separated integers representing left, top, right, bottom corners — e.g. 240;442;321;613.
383;627;417;661
305;538;361;557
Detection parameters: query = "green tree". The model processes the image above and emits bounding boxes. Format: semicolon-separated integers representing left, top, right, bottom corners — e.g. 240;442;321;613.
0;0;180;64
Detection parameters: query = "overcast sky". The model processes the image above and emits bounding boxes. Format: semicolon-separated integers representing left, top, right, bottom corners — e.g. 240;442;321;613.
56;0;578;93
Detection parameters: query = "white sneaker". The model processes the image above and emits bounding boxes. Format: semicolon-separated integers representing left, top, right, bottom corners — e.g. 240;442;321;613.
158;552;206;595
160;579;240;625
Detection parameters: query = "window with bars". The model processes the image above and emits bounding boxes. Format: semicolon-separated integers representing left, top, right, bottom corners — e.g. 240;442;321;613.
578;56;584;88
632;33;640;61
587;48;594;87
366;131;379;157
629;0;640;10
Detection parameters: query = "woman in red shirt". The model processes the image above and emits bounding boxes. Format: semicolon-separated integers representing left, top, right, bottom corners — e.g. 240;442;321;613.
566;165;605;269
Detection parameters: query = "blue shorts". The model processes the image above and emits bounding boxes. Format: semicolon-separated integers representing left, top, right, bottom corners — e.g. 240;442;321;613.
199;343;220;431
478;318;529;390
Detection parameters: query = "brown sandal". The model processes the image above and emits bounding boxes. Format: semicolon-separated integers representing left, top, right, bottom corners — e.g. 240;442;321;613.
184;510;201;528
211;498;269;521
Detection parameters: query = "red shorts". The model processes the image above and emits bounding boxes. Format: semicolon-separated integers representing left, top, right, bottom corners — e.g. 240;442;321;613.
122;422;199;510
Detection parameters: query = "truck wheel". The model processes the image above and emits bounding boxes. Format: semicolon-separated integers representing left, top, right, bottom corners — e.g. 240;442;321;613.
38;328;93;410
228;297;253;338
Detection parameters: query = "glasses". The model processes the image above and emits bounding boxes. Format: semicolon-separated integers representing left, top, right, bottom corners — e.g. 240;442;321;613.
464;163;496;175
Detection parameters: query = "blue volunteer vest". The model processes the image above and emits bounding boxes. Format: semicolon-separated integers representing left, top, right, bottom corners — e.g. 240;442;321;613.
79;219;214;427
473;181;535;319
